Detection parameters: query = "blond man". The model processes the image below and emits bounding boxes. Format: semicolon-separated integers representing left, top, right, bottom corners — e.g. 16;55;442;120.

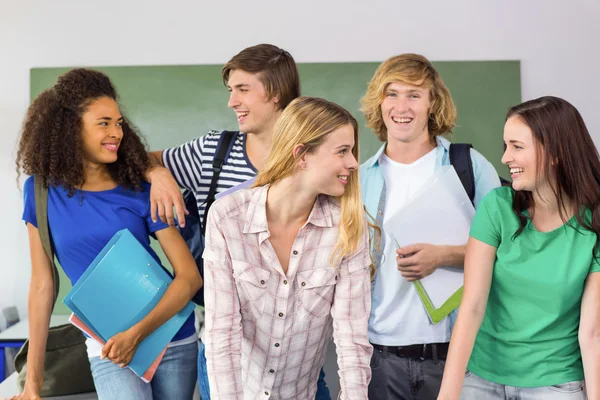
359;54;500;400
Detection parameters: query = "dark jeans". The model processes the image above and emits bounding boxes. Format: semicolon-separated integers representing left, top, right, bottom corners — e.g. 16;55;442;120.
368;345;446;400
198;341;331;399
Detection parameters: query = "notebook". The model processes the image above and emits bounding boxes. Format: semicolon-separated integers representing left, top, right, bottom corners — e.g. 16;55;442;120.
64;229;195;378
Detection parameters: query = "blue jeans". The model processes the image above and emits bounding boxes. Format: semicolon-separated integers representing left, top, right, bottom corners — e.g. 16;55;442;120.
198;341;331;399
89;341;198;400
461;370;587;400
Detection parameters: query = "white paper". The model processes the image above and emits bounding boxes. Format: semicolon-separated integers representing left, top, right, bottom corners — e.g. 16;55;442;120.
383;165;475;309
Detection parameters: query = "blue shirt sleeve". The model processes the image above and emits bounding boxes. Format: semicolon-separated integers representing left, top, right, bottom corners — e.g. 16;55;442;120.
146;215;170;234
469;188;501;247
22;175;37;228
140;182;170;235
471;148;502;209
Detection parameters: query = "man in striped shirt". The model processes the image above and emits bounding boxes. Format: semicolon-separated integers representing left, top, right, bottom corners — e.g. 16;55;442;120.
146;44;299;227
144;44;333;399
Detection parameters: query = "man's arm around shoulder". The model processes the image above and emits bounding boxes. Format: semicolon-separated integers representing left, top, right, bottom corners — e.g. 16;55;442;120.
145;149;187;227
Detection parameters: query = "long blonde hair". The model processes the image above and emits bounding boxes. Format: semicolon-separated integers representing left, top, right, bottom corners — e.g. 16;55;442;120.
254;96;365;263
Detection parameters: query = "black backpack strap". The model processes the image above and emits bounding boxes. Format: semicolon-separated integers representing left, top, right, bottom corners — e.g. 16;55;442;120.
449;143;476;204
34;175;60;309
201;130;238;235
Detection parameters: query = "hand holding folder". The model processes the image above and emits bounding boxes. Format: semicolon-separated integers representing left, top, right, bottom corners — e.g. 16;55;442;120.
64;229;196;381
384;166;475;324
69;314;166;382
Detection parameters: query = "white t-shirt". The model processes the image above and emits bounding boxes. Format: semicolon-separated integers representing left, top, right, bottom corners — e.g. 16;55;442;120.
368;148;452;345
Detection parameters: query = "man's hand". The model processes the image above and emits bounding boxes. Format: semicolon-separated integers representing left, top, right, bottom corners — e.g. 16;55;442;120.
148;167;188;227
396;243;445;281
101;329;143;368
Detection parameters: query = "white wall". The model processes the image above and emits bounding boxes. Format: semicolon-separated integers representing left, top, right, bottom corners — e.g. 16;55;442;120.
2;0;599;316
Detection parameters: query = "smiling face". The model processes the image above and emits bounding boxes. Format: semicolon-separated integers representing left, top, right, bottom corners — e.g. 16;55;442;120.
301;124;358;198
227;69;281;135
380;81;431;145
80;96;124;166
501;115;549;193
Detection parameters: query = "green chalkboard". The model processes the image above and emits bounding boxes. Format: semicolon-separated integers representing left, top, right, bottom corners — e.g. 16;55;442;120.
30;61;521;313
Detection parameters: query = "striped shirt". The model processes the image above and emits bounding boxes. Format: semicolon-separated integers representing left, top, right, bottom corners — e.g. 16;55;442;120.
162;130;257;225
202;185;373;400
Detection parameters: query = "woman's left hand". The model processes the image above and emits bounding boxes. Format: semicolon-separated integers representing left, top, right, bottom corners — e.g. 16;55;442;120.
101;328;142;367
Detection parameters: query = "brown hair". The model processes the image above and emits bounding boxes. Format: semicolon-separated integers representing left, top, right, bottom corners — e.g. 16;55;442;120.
361;53;457;142
507;96;600;254
222;44;300;110
16;68;150;195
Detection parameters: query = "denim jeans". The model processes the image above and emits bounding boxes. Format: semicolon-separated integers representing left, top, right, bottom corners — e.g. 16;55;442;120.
89;341;198;400
461;370;587;400
198;341;331;399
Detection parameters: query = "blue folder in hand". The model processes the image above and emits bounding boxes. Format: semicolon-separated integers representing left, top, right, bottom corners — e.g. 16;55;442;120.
63;228;195;377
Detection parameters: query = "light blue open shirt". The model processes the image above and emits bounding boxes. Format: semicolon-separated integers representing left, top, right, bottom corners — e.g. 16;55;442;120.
360;136;501;339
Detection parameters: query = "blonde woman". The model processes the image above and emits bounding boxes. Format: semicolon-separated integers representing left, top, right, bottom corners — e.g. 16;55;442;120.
201;96;373;399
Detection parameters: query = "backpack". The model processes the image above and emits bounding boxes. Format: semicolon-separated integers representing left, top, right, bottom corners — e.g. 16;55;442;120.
178;130;239;306
449;143;511;205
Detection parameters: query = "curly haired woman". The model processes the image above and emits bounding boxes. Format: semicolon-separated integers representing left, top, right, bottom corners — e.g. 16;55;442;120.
14;68;202;400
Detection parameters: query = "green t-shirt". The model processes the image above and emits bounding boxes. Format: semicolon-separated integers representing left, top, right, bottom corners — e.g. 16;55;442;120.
468;186;600;387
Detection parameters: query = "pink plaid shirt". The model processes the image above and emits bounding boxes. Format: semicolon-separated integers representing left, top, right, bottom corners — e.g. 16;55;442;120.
202;185;372;400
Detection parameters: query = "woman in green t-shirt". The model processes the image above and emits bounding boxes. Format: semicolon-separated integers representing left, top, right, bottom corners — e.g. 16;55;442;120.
438;96;600;400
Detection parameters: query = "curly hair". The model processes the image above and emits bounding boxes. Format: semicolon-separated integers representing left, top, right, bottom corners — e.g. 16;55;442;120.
16;68;151;195
360;53;457;142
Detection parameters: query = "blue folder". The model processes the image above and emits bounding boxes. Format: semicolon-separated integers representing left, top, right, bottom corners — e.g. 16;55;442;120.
64;228;195;377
